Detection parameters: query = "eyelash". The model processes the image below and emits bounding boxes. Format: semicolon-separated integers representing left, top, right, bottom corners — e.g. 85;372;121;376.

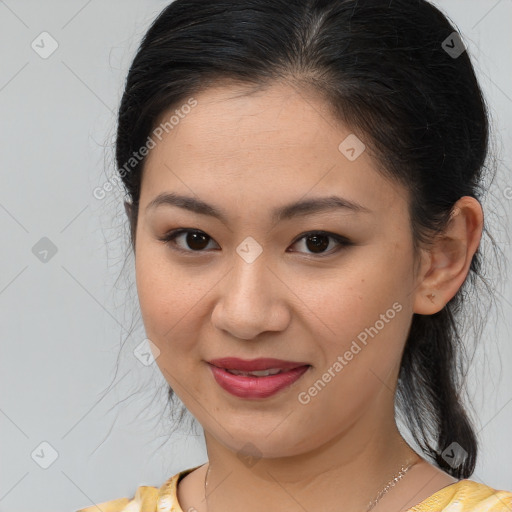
157;229;353;257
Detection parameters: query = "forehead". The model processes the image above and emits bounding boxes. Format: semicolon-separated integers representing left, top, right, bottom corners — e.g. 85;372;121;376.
141;82;408;220
162;82;339;154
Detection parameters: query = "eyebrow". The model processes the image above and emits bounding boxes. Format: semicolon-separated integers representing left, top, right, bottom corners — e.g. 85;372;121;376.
145;192;372;223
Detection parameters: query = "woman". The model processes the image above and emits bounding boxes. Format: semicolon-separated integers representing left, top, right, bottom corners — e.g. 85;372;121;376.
77;0;512;510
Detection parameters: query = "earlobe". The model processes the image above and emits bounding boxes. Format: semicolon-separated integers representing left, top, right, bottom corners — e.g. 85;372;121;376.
412;196;483;315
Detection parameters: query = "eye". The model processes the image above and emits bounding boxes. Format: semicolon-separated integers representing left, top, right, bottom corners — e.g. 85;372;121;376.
158;228;219;253
159;228;352;256
289;231;352;256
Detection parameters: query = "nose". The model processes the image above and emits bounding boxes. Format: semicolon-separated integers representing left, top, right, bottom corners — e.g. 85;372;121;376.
210;252;291;340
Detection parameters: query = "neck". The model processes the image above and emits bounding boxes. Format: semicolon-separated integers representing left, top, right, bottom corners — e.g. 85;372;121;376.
201;400;421;512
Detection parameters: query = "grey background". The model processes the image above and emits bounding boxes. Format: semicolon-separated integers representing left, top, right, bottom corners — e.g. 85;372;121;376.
0;1;511;511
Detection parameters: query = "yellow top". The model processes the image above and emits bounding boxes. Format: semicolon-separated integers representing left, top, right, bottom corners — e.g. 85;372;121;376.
76;465;512;512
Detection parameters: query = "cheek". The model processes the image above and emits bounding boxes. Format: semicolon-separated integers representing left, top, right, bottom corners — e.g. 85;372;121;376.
292;246;414;384
294;254;408;339
134;243;204;353
135;257;209;393
292;260;411;427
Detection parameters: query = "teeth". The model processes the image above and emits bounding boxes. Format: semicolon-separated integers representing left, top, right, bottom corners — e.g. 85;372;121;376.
225;368;283;377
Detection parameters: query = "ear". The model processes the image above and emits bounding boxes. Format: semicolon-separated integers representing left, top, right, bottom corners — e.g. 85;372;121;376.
412;196;483;315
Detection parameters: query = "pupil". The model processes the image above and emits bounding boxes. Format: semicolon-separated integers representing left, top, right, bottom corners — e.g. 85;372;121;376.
188;232;209;250
306;235;328;253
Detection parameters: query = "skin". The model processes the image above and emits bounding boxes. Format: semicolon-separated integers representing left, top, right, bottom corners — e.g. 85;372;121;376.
130;81;483;512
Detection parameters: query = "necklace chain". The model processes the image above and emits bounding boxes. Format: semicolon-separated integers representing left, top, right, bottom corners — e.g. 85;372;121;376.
365;459;417;511
204;457;419;512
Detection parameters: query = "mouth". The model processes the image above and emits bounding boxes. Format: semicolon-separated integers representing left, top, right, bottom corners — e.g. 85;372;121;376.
207;358;311;399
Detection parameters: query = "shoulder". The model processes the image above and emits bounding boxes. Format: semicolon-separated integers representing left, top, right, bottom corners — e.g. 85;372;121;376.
75;465;202;512
75;485;160;512
409;479;512;511
76;485;158;512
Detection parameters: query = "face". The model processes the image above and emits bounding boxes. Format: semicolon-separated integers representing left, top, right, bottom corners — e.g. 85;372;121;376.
134;81;421;459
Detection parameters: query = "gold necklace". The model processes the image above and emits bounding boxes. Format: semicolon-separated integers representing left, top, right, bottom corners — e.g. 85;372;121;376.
204;457;419;512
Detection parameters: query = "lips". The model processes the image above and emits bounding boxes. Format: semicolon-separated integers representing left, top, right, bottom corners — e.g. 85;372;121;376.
207;358;311;399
